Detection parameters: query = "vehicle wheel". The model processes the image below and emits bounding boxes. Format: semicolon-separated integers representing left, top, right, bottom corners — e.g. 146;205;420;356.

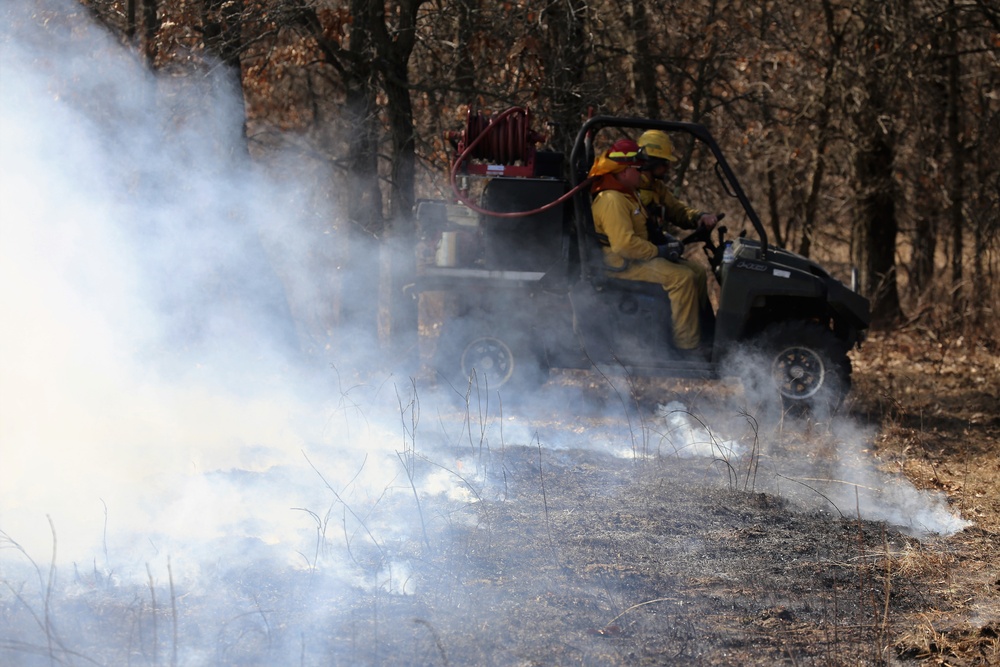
750;321;852;415
434;325;545;394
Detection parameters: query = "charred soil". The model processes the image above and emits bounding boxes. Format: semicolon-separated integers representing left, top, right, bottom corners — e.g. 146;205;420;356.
354;330;1000;666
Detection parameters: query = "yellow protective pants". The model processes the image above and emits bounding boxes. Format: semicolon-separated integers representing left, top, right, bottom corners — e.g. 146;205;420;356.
610;257;708;349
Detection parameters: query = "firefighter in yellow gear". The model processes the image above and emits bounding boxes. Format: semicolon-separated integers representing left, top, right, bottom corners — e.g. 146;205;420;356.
636;130;719;313
587;138;704;351
636;129;720;229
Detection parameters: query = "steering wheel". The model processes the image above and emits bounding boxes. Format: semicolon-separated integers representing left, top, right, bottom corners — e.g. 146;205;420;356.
681;213;727;271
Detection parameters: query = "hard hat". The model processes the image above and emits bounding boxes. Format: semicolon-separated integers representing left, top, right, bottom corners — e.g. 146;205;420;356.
637;129;677;162
588;138;647;178
606;138;645;166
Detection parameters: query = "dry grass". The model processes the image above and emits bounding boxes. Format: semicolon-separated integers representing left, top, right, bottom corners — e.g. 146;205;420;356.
1;325;998;666
850;325;1000;666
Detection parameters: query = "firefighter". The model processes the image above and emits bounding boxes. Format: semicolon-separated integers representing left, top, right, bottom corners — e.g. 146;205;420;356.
636;129;715;312
588;138;704;352
636;129;720;235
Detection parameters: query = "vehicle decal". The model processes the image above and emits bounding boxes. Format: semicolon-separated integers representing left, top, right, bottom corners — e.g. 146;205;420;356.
736;260;768;272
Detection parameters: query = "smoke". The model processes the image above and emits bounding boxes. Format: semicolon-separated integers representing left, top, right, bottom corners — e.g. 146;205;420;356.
0;1;971;663
0;6;528;627
706;345;971;538
649;397;969;539
655;401;746;459
768;415;971;539
0;0;362;576
0;0;966;564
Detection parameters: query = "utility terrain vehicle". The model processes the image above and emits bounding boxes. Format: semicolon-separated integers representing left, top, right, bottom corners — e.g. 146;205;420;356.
414;109;871;412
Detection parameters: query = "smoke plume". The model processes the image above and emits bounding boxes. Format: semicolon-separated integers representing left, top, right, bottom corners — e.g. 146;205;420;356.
0;2;970;664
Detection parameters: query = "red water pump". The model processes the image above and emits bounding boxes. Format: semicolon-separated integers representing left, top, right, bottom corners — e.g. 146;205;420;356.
445;106;591;218
446;107;546;178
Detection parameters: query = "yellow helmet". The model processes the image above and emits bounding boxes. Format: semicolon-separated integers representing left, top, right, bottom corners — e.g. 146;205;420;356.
637;129;677;162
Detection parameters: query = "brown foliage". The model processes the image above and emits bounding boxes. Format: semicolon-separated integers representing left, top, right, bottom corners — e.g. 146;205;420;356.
84;0;999;337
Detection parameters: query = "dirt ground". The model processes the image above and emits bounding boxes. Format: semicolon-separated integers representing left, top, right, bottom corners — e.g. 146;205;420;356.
352;329;1000;667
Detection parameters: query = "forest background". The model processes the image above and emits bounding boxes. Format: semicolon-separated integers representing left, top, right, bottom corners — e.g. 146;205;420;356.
3;3;999;664
80;0;999;363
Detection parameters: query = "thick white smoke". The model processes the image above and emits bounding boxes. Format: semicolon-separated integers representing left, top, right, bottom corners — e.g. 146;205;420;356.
0;0;402;582
0;5;971;664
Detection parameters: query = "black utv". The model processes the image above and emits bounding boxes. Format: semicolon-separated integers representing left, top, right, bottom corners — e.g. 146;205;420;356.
415;112;871;412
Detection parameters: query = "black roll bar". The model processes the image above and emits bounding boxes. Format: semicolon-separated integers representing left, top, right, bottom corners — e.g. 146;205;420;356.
568;116;769;269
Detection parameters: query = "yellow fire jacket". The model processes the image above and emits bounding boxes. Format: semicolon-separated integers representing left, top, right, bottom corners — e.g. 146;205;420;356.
637;174;702;230
592;188;657;270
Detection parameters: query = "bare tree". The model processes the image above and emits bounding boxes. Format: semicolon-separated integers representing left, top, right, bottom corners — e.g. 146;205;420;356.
200;0;250;159
541;0;592;152
628;0;660;119
797;0;847;259
850;0;904;327
909;24;947;298
944;0;967;317
371;0;427;361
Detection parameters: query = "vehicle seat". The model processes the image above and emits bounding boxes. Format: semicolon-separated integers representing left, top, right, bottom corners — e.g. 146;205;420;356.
574;190;664;297
570;190;674;356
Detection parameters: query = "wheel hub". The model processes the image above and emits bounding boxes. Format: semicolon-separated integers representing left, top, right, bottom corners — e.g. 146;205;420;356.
460;336;515;386
772;346;825;400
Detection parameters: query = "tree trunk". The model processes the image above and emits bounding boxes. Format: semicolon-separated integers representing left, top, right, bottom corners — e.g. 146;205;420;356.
118;0;158;65
630;0;660;120
140;0;160;65
797;128;827;259
971;105;995;328
911;121;941;300
946;0;966;317
854;127;903;328
765;162;785;249
850;0;904;328
201;0;249;160
543;0;589;154
125;0;137;43
798;3;843;258
455;0;476;98
335;0;384;362
687;0;719;125
374;0;424;368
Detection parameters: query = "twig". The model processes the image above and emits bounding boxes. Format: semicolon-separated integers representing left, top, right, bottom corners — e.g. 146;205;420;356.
583;350;643;458
302;451;387;566
397;451;432;551
251;593;273;649
774;474;847;518
413;618;450;667
880;527;892;661
0;529;72;662
536;433;555;555
100;498;109;571
291;507;324;571
605;597;679;627
44;517;57;666
740;409;761;492
168;558;178;667
396;379;431;551
147;563;158;667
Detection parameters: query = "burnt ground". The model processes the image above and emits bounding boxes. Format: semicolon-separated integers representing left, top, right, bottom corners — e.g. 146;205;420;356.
314;330;1000;666
1;330;998;666
362;450;928;666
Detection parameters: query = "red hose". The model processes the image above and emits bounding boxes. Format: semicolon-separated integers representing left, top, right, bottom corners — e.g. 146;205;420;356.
449;107;593;218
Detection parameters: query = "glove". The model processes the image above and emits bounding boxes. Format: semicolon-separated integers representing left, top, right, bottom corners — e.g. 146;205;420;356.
657;236;683;262
697;213;719;230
